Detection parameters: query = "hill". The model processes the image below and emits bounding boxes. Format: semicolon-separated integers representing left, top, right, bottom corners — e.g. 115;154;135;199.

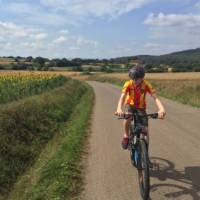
110;48;200;72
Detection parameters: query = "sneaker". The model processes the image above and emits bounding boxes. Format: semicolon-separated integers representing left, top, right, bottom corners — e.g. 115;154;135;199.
121;137;129;150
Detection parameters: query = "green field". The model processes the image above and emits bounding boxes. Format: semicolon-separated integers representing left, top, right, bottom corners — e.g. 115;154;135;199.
0;74;67;104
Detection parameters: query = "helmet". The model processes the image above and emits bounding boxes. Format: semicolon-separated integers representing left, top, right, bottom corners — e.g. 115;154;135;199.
129;64;145;80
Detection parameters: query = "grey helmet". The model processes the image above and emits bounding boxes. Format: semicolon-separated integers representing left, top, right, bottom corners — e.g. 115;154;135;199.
129;64;145;80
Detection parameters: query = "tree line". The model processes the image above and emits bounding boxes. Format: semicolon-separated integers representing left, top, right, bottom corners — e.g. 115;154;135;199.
1;47;200;72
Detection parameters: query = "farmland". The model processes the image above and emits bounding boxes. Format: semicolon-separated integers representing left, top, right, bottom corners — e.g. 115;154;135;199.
0;73;67;104
97;72;200;80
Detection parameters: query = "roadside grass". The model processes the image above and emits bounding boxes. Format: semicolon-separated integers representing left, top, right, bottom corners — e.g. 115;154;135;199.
88;75;200;108
6;84;94;200
151;79;200;107
0;79;87;196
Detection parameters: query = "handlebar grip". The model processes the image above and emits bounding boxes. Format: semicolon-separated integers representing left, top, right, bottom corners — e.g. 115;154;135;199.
117;114;132;120
149;113;158;119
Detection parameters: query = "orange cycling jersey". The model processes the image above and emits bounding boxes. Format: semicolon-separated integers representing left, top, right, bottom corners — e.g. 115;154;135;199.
122;79;155;109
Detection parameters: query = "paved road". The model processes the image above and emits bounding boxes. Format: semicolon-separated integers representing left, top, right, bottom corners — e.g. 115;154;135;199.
82;81;200;200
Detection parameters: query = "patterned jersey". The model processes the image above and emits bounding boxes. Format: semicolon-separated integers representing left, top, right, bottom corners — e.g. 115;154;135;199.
122;79;156;109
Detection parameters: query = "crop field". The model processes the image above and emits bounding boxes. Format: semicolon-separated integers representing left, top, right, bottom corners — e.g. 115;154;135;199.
98;72;200;80
0;72;67;104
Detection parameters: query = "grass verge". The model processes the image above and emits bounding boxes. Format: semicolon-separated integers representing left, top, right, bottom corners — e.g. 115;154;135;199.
0;79;87;196
6;84;94;200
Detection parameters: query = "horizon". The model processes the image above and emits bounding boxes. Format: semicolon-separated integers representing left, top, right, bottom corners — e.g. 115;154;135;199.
1;0;200;59
1;47;199;60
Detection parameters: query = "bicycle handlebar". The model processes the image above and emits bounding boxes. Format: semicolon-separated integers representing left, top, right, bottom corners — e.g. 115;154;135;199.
116;113;158;120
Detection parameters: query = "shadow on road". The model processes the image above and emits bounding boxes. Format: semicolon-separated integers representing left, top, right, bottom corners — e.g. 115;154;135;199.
149;157;200;200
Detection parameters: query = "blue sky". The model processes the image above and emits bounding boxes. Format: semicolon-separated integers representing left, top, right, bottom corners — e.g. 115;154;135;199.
0;0;200;58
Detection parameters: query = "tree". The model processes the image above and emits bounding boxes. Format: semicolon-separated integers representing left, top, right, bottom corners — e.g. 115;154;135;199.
0;64;4;70
26;56;33;62
33;57;45;70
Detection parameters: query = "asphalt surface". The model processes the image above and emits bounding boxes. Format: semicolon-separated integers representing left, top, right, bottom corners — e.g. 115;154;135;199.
82;81;200;200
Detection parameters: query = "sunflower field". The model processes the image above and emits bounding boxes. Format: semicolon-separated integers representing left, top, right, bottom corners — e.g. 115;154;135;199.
0;72;67;104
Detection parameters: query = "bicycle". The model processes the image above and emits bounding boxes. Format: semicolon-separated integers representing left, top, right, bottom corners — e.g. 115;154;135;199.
117;110;158;200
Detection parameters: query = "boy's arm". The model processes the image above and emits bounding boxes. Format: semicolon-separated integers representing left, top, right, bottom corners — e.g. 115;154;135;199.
115;93;126;116
115;80;129;116
151;93;166;119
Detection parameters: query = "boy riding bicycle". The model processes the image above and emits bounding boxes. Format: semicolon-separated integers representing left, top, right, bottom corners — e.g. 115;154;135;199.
115;64;166;153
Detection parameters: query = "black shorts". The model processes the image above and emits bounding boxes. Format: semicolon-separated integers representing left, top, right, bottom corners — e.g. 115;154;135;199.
124;104;148;127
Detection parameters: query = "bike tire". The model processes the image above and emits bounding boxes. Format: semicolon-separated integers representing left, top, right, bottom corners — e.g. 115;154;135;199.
138;139;150;200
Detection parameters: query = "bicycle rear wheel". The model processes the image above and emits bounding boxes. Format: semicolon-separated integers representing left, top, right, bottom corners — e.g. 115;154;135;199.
138;139;150;200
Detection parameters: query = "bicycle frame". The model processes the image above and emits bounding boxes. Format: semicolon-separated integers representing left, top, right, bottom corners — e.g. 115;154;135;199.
116;111;158;200
131;113;148;138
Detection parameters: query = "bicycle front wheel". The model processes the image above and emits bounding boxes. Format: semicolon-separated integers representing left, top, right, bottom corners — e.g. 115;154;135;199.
138;139;150;200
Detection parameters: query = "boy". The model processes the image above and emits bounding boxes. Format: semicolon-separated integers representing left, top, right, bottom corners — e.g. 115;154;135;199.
115;64;166;151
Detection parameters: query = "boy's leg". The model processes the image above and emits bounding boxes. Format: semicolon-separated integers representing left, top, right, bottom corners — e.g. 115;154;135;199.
121;118;132;149
123;118;131;137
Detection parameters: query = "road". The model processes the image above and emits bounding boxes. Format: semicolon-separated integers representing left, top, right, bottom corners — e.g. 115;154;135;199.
82;81;200;200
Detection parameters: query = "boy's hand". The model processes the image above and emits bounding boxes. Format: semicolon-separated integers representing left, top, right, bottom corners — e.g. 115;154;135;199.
115;109;124;116
158;110;166;119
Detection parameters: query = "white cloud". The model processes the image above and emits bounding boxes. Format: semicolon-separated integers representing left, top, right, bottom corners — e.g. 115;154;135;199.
144;12;200;53
144;13;200;39
0;20;50;56
0;21;44;40
144;13;200;27
1;0;155;27
13;31;28;38
76;37;98;47
40;0;154;19
0;2;68;26
33;33;48;40
53;36;68;43
0;19;100;57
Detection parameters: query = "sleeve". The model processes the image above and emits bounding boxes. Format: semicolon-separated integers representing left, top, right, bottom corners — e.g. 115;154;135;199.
122;81;130;94
145;81;156;95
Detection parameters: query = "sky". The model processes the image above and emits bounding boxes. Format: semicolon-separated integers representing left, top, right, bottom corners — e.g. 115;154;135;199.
0;0;200;58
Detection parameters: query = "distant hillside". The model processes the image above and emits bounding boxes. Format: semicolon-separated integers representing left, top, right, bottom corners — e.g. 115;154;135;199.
138;48;200;66
112;48;200;72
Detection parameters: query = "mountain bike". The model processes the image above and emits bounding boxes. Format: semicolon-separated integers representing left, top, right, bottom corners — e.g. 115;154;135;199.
117;110;158;200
